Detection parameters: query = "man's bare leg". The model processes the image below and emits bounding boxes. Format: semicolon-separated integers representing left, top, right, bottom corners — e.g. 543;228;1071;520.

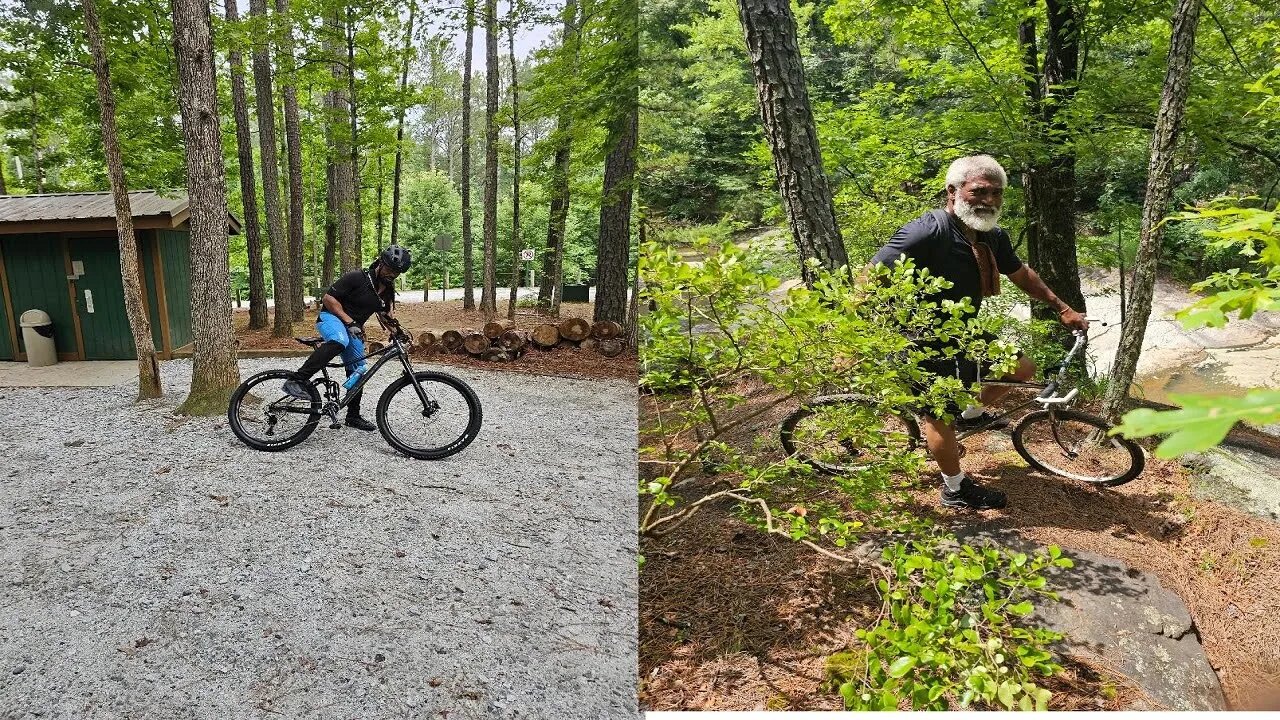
920;415;962;476
920;414;1008;509
975;355;1036;409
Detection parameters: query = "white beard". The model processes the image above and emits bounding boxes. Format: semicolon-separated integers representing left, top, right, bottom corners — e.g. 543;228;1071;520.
954;195;1001;232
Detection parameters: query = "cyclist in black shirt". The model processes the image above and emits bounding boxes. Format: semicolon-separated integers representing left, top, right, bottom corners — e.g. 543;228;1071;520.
872;156;1087;510
282;245;412;431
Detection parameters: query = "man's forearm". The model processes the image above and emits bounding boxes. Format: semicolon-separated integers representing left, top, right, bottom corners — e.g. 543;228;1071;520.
1012;267;1072;313
322;294;354;324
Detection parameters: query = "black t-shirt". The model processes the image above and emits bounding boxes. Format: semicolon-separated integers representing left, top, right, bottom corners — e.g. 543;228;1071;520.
326;268;394;326
871;210;1023;313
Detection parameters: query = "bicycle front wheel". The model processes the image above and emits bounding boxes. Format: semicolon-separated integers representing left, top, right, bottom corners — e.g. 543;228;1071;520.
227;370;321;451
376;371;483;460
1011;409;1144;486
779;395;921;475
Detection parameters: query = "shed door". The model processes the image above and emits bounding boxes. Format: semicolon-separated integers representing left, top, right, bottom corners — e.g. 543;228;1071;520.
69;237;134;360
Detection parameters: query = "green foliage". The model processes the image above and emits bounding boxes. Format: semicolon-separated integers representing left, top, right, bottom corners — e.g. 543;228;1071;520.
1113;389;1280;458
828;539;1070;710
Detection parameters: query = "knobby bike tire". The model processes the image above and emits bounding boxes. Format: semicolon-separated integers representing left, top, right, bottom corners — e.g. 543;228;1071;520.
1011;409;1145;486
227;369;322;452
779;394;922;475
375;371;483;460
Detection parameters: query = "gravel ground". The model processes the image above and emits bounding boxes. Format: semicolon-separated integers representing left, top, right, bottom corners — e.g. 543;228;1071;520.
0;359;637;719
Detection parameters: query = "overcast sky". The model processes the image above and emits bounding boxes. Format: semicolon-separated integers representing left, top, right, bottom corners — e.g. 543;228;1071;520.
422;0;558;65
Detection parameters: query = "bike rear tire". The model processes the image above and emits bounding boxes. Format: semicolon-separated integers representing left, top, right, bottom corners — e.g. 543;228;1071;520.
376;371;483;460
227;370;322;451
779;395;921;475
1011;409;1144;486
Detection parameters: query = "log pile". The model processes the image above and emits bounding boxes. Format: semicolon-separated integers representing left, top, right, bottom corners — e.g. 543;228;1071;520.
405;318;631;363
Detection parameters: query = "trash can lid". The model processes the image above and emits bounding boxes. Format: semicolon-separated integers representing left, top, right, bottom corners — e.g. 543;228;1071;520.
19;309;52;327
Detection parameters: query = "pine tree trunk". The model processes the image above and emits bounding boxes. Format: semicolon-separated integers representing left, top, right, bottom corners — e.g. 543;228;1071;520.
595;104;637;324
390;0;416;247
249;0;292;337
376;153;385;247
328;13;359;272
321;98;338;289
537;0;577;316
481;0;499;321
224;0;268;330
30;89;45;193
506;19;521;321
171;0;241;414
1024;0;1086;334
1102;0;1203;423
83;0;162;400
0;150;7;194
275;0;306;321
346;7;363;261
736;0;847;285
461;0;476;309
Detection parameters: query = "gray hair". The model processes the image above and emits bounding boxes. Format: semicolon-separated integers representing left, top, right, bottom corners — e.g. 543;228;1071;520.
945;155;1007;190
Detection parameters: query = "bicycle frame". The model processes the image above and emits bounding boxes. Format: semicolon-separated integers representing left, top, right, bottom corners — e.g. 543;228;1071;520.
950;330;1091;442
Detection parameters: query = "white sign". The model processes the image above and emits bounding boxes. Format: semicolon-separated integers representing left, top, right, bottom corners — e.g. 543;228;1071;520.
85;289;95;314
72;260;84;277
520;248;535;262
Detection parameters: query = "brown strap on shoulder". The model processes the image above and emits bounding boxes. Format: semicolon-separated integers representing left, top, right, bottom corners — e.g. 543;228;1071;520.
971;239;1000;297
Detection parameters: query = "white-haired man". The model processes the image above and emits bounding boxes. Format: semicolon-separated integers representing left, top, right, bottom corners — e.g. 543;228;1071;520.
871;155;1088;510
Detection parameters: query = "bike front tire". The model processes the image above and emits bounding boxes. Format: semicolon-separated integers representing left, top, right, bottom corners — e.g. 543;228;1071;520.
376;371;483;460
1011;409;1145;487
227;369;322;452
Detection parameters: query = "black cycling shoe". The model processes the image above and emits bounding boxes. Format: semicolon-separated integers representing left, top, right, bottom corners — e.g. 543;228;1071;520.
954;410;1009;433
941;476;1007;510
345;414;377;432
282;380;311;400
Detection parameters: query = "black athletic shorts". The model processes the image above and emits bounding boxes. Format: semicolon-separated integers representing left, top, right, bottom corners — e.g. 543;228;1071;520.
911;332;1025;417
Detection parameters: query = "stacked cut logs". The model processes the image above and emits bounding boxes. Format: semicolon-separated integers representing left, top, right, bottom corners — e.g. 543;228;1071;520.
408;318;628;362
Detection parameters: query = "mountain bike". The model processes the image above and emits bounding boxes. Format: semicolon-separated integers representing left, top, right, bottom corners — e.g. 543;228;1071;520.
779;323;1145;486
227;315;482;460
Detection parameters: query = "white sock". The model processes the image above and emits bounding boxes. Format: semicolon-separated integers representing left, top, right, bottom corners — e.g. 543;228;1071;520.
961;404;985;420
942;471;966;492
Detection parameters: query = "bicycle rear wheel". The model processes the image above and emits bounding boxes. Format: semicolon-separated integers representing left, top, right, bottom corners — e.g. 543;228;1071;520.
779;395;921;475
376;371;483;460
227;370;321;451
1011;409;1144;486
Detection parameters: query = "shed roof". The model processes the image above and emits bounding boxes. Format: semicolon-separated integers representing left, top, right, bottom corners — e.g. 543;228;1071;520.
0;190;242;235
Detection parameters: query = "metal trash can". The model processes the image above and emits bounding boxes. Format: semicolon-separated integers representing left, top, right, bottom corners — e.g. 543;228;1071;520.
19;309;57;367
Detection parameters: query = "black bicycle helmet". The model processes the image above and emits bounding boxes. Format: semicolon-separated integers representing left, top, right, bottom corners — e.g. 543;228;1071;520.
378;245;412;273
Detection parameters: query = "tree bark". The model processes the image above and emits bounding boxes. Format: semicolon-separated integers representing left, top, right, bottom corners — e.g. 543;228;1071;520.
481;0;499;321
224;0;268;330
461;0;476;309
0;148;7;194
83;0;162;400
506;18;521;321
346;7;363;260
390;0;416;247
595;103;637;324
1023;0;1087;332
736;0;847;285
171;0;241;414
329;12;360;272
376;153;385;247
275;0;306;321
321;103;338;288
249;0;292;337
537;0;578;316
1102;0;1203;423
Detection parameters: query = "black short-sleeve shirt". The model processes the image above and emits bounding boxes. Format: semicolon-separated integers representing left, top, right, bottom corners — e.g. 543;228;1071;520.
871;210;1023;313
326;269;394;326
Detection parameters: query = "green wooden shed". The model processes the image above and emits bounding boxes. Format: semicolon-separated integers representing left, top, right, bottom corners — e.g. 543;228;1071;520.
0;191;241;361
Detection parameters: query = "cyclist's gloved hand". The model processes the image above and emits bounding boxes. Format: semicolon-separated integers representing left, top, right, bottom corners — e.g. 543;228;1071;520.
346;323;365;340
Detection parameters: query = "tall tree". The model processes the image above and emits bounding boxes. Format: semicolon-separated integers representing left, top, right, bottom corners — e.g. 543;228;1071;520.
171;0;241;414
224;0;267;330
328;11;359;272
275;0;306;320
82;0;161;400
537;0;578;316
461;0;476;309
481;0;499;320
249;0;293;337
390;0;416;247
735;0;848;285
506;15;522;320
1103;0;1204;422
1020;0;1087;331
345;7;363;257
595;0;640;323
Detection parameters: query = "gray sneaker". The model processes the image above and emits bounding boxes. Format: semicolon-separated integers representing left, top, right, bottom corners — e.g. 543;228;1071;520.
281;379;311;400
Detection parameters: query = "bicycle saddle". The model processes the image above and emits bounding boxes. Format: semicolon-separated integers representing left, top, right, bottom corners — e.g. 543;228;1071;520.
295;336;324;348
